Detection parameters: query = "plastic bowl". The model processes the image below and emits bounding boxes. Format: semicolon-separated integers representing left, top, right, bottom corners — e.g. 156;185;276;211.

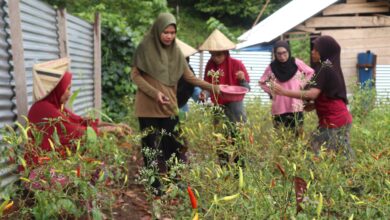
219;85;249;102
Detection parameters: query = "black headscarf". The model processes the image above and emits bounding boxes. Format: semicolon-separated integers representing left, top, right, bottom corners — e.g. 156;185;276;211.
270;40;298;82
313;35;348;104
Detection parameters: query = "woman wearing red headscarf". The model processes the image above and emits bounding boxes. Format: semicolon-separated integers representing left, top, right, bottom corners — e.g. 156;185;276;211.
273;36;354;158
27;60;130;164
28;71;97;152
199;29;250;166
200;29;250;123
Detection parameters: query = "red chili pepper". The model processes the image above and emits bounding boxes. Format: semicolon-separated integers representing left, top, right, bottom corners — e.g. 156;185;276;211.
275;163;286;178
76;165;81;177
8;156;15;164
38;156;51;165
187;186;197;209
249;133;254;145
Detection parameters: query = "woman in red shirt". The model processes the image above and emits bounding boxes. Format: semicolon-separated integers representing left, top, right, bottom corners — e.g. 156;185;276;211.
273;36;354;158
27;58;130;164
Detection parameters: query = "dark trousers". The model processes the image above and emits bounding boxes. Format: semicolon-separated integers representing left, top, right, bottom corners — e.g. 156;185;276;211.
139;117;182;174
212;106;244;167
273;112;304;136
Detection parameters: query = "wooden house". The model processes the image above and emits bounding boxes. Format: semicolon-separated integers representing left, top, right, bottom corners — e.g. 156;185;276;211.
238;0;390;96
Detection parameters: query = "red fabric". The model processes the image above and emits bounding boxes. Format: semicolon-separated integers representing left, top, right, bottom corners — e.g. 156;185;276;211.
27;72;99;164
315;93;352;128
204;52;250;104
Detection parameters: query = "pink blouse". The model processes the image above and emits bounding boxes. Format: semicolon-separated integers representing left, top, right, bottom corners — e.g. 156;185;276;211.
259;58;314;115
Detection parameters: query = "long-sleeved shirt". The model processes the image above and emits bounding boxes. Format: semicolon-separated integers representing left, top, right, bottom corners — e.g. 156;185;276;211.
131;67;215;117
259;58;314;115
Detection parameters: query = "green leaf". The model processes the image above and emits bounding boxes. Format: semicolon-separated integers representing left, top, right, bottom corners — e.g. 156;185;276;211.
86;127;98;145
68;88;80;109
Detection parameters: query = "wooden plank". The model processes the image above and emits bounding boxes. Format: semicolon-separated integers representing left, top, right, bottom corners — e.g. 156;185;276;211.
342;48;390;58
57;9;69;58
93;12;101;112
305;16;390;28
337;37;390;49
293;24;317;33
9;0;28;124
377;56;390;65
341;47;390;57
321;27;390;40
347;0;366;3
323;2;389;15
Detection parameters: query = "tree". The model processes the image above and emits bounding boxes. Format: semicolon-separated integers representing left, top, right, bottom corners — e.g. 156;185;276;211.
169;0;290;28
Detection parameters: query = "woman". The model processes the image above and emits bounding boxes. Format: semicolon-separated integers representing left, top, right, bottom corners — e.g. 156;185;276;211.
200;29;250;123
259;40;314;136
273;36;354;158
131;13;219;189
28;58;129;164
199;29;250;165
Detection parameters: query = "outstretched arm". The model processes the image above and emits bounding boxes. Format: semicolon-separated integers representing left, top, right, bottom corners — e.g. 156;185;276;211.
273;82;321;101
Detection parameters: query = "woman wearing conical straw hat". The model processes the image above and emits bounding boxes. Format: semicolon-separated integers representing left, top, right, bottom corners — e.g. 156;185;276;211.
27;58;131;165
131;13;220;195
199;29;250;166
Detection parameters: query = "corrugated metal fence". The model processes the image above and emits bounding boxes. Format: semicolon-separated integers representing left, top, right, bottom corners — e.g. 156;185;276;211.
0;0;100;191
189;50;273;104
376;65;390;104
0;1;18;188
20;0;60;107
67;14;95;115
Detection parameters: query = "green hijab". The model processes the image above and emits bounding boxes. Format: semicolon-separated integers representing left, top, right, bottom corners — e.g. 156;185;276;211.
132;13;187;86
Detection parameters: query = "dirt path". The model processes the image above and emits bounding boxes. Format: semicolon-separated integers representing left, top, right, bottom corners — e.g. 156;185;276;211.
110;149;153;220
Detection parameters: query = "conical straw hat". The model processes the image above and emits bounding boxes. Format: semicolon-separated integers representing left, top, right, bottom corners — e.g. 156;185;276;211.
198;29;236;51
176;38;198;57
33;57;70;102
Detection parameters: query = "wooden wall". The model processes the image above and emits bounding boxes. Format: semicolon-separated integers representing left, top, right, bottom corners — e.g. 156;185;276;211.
321;27;390;88
288;0;390;90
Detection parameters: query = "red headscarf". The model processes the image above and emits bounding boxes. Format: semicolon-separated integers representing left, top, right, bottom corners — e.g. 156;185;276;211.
27;71;99;156
204;51;250;104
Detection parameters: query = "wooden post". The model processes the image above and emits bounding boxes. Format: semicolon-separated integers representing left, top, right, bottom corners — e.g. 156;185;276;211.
93;12;102;112
57;8;69;58
199;51;204;78
8;0;28;123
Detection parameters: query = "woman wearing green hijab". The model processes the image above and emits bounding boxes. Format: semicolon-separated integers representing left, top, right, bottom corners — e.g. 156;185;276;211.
131;13;219;194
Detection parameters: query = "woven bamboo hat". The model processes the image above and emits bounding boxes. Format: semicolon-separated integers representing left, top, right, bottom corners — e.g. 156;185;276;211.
176;38;198;57
198;29;236;51
32;57;70;101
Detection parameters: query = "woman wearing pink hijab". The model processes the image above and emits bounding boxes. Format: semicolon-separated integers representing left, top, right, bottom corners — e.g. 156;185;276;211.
259;40;314;136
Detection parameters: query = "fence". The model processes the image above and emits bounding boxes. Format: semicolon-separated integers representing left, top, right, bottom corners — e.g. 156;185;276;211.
376;65;390;104
0;0;100;190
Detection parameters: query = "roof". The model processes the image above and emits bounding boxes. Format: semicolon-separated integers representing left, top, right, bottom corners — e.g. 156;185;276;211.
237;0;339;49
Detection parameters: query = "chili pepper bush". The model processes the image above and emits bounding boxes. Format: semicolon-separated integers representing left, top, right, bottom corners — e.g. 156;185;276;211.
139;86;389;219
0;119;134;219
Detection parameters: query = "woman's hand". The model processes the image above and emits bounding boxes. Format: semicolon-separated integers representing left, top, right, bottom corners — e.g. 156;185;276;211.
99;122;133;137
118;123;133;135
272;83;285;95
212;84;221;95
258;80;265;86
236;71;245;81
156;91;170;105
199;90;207;102
303;102;315;112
